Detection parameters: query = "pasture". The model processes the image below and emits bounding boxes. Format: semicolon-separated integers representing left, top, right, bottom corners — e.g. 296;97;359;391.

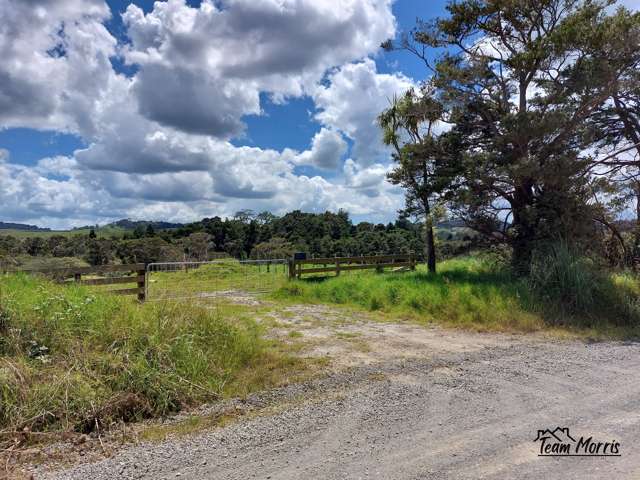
0;226;127;239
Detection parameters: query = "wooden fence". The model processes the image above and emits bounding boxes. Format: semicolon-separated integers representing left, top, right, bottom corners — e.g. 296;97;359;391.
9;264;147;301
288;254;416;279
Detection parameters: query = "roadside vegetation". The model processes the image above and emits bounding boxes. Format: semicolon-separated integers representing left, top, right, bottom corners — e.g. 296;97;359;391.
0;274;307;437
274;249;640;338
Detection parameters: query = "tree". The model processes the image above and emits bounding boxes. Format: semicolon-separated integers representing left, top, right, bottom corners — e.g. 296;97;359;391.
386;0;640;273
85;239;112;266
116;237;180;264
587;7;640;258
379;88;452;273
250;237;295;259
182;232;211;261
88;228;97;239
133;225;145;239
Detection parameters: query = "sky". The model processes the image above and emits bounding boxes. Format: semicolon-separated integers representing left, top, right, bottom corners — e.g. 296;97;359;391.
0;0;637;229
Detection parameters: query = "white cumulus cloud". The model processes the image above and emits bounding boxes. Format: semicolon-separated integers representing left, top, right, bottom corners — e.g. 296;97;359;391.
312;59;416;165
0;0;409;227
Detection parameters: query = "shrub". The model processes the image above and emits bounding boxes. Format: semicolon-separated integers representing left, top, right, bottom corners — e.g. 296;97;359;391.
529;243;599;313
528;243;640;326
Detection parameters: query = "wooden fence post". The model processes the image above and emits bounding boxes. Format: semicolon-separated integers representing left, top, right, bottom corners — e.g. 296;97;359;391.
137;268;146;302
288;259;295;279
336;259;341;276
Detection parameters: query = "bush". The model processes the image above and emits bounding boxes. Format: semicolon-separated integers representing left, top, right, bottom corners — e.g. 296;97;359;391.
528;243;640;326
529;243;600;313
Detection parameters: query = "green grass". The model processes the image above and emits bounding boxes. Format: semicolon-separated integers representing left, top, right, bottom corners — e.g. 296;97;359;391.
0;273;307;435
148;260;288;299
272;257;640;337
0;227;127;239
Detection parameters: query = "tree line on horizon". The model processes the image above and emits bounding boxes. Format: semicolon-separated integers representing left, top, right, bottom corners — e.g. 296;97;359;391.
0;209;480;267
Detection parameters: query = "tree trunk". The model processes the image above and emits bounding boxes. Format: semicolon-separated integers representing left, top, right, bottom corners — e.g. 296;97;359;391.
425;221;436;274
634;181;640;262
510;181;536;275
511;232;533;275
423;199;437;274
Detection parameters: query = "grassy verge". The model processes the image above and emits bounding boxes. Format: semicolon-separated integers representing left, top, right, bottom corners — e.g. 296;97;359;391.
0;273;307;436
148;260;288;300
272;257;640;338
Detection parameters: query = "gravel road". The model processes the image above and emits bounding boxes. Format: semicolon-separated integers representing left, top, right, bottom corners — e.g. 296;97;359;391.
37;313;640;480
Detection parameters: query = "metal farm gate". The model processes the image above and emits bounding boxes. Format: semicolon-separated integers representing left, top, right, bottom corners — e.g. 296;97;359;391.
145;258;288;302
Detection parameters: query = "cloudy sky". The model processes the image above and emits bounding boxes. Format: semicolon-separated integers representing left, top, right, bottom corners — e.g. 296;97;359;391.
0;0;637;229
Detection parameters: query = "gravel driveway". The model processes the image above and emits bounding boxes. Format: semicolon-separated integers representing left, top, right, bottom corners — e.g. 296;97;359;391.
37;307;640;480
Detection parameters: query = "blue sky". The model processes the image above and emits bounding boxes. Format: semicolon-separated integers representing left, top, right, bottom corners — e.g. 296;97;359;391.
1;0;447;164
0;0;455;229
3;0;635;229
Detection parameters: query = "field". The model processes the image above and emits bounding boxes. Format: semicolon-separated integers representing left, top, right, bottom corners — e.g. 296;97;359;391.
0;227;127;239
147;260;289;300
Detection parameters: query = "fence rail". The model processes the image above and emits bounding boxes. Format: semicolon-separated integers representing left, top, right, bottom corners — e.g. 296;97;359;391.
4;254;416;302
5;263;147;301
288;254;416;279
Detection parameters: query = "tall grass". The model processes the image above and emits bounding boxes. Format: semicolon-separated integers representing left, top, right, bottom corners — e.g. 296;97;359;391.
274;255;640;334
0;274;297;434
528;243;640;327
274;257;542;331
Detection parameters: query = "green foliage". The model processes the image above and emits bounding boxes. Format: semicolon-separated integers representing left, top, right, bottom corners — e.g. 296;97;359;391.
0;274;291;433
275;258;542;330
250;237;295;259
275;256;640;333
386;0;640;272
117;237;182;264
2;210;484;265
528;243;640;326
379;89;452;272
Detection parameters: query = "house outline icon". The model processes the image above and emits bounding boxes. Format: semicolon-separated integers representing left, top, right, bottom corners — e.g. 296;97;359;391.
534;427;576;443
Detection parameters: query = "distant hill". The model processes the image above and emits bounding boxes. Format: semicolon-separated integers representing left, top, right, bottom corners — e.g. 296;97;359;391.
0;221;51;232
437;219;467;229
110;219;184;230
72;219;184;231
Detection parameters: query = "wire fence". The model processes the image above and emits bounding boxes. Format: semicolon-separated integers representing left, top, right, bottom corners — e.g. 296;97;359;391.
145;258;288;302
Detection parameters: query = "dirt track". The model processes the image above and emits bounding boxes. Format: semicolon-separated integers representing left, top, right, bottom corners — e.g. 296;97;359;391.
38;304;640;480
